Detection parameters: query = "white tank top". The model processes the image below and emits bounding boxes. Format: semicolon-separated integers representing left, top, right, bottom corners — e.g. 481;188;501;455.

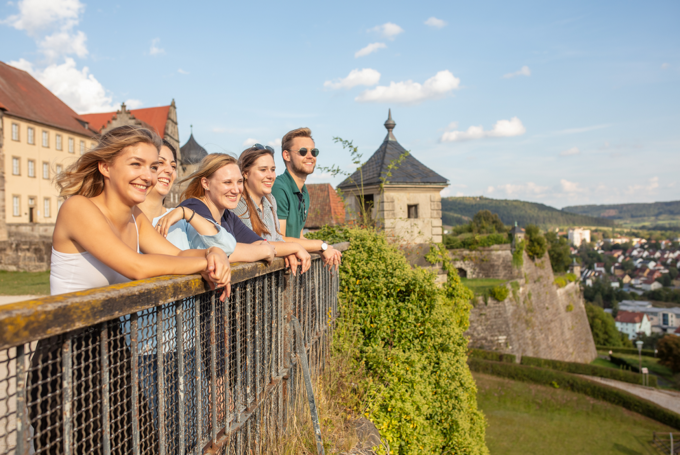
50;215;140;296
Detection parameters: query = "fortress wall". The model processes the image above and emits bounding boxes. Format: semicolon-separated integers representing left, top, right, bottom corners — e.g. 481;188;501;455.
462;248;597;363
449;244;523;280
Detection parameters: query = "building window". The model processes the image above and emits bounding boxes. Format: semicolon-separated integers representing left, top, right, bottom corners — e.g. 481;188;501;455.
12;123;19;141
27;127;35;144
12;196;20;217
663;313;669;326
56;164;63;174
12;157;20;175
42;130;49;147
80;140;85;155
56;134;62;150
407;204;419;219
43;162;50;179
44;198;51;218
357;194;374;215
68;137;74;153
28;160;36;178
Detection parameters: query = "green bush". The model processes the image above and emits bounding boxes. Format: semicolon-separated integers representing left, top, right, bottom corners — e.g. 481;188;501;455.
554;277;567;288
586;304;627;348
525;225;547;261
469;349;516;363
565;273;579;282
312;226;488;454
597;346;656;357
657;335;680;373
520;356;657;387
468;358;680;430
490;285;509;302
512;240;525;268
444;232;510;250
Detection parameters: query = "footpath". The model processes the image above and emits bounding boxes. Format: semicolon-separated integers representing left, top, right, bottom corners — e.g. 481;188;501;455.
0;295;40;306
582;375;680;415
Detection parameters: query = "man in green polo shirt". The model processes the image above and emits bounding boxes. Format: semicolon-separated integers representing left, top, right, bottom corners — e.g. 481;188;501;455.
271;127;342;267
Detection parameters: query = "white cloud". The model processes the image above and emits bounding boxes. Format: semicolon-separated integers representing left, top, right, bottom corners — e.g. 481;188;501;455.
178;68;189;74
560;147;580;156
243;138;260;147
424;17;447;29
486;186;495;194
124;99;143;109
356;70;460;104
354;42;386;58
9;57;118;113
324;68;381;90
38;29;87;60
149;38;164;56
3;0;84;36
626;176;659;195
560;179;586;193
503;66;531;78
441;117;526;142
267;138;282;148
369;22;404;40
661;63;670;70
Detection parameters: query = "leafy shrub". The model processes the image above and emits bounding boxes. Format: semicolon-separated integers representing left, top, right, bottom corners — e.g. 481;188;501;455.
596;346;656;357
586;303;627;347
525;225;547;260
545;231;571;273
510;281;520;304
490;285;509;302
306;225;351;244
565;273;579;282
566;303;574;312
608;354;641;373
553;277;567;288
520;356;657;387
512;240;525;268
312;226;488;454
444;232;510;250
468;358;680;430
658;335;680;373
469;349;516;363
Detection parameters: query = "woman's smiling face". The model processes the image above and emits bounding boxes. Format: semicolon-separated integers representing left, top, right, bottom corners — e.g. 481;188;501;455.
151;145;177;198
244;154;276;197
202;163;243;211
105;142;159;206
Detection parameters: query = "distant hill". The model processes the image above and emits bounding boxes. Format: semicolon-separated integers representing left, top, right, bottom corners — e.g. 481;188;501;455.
562;201;680;229
442;197;616;228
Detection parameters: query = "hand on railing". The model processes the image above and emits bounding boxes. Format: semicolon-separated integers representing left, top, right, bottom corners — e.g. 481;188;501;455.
284;245;311;276
321;247;342;271
202;247;231;301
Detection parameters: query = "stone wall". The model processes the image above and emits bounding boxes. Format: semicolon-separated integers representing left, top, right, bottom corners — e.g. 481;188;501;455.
449;244;522;280
463;248;597;363
0;239;52;271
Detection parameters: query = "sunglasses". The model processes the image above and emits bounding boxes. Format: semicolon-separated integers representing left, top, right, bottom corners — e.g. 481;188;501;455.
251;143;275;153
289;147;319;157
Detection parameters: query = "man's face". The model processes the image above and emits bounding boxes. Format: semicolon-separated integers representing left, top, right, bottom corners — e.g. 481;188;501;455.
285;137;316;176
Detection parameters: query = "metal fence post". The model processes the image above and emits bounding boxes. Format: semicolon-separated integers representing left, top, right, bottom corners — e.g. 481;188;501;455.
100;324;111;455
175;301;185;455
62;334;73;455
157;308;166;455
15;344;27;455
130;313;140;455
210;293;217;446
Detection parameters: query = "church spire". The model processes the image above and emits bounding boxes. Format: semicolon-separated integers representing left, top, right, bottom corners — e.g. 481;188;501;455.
384;108;397;141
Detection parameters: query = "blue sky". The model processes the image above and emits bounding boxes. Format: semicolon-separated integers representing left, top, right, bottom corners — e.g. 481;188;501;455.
2;0;679;208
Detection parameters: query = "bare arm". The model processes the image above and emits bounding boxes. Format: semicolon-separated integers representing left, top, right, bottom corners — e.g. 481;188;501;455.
228;241;276;264
155;207;219;237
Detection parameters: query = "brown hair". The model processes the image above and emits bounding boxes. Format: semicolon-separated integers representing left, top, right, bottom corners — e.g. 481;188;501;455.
281;127;313;156
238;147;280;238
56;125;162;199
179;153;239;200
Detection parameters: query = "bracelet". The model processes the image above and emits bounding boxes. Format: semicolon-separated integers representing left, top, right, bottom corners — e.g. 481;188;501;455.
187;209;196;223
180;206;186;220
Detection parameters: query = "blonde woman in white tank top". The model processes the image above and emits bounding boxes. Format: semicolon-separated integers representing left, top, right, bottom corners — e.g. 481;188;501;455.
30;126;232;455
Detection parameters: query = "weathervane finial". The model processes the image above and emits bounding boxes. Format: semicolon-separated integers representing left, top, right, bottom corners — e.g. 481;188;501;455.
384;109;397;141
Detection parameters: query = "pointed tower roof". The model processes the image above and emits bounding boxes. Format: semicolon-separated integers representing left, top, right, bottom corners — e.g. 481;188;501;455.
180;130;208;165
337;110;449;190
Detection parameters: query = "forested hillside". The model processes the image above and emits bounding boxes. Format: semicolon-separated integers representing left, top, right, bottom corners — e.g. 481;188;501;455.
563;201;680;228
442;197;615;228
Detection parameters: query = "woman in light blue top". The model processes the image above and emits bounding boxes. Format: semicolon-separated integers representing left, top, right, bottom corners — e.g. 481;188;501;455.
137;140;236;255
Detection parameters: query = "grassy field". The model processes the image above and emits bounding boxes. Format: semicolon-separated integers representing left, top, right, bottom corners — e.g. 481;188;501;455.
595;351;678;389
461;278;507;296
0;270;50;295
475;372;675;455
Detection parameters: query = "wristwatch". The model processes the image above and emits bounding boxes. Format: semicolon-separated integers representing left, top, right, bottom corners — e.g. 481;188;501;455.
321;241;328;252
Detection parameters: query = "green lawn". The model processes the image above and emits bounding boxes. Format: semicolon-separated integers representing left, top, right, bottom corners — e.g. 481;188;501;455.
597;351;678;389
461;278;507;296
475;372;674;455
0;270;50;295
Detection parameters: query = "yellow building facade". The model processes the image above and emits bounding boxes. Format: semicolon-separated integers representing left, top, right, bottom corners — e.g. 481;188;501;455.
3;115;95;225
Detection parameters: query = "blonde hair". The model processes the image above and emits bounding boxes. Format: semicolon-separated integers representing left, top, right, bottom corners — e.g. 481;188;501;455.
179;153;239;200
56;125;162;199
281;127;313;154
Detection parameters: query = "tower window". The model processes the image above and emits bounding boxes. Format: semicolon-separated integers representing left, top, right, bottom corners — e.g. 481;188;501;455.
407;204;419;219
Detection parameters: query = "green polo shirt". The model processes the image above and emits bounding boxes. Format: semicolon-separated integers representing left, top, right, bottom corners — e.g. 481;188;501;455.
271;168;310;238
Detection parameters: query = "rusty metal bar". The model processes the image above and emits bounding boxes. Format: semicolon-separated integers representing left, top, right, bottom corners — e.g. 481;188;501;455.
223;293;231;430
255;277;262;401
130;313;140;455
235;286;243;422
210;293;217;446
175;301;185;455
195;297;202;449
62;333;73;455
100;324;111;455
246;281;253;407
15;344;27;455
156;307;166;455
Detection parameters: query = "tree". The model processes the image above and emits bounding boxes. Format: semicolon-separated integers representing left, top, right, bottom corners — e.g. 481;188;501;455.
621;259;635;273
545;231;571;273
593;293;604;307
585;303;624;347
525;225;547;260
658;335;680;373
669;267;679;280
471;210;506;234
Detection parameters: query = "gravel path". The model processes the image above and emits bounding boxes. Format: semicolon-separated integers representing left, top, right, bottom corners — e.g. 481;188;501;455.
0;295;41;306
583;375;680;415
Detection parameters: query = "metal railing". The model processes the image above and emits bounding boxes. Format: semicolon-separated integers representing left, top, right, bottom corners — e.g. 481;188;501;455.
0;244;346;454
653;432;679;454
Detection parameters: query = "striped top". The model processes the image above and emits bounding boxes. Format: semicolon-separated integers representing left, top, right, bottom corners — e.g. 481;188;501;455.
231;194;284;242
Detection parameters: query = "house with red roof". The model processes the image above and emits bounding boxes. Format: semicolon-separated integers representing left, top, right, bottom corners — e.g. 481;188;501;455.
615;311;651;339
304;184;346;231
0;61;96;236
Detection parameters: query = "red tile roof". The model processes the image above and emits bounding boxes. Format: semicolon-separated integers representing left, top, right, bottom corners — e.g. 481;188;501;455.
0;61;94;137
305;184;346;229
615;311;646;324
80;105;170;138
